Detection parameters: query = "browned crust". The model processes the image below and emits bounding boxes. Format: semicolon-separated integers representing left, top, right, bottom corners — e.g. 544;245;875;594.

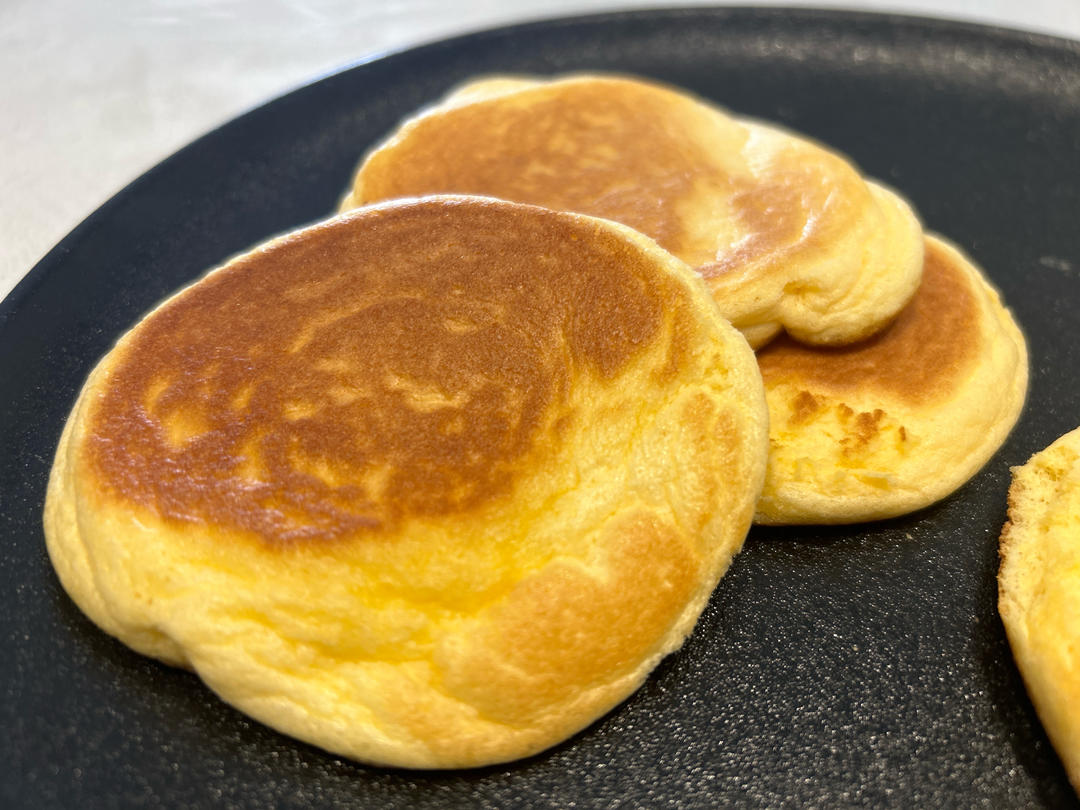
83;198;695;546
757;237;979;407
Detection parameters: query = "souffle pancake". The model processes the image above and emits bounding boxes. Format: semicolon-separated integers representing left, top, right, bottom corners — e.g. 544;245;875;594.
755;235;1027;524
43;196;769;769
341;73;924;348
999;427;1080;795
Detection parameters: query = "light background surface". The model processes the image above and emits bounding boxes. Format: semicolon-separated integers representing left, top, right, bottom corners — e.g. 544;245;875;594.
3;0;1079;302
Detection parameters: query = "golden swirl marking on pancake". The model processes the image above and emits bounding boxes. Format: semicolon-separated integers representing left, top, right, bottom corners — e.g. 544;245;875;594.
432;510;700;729
756;238;979;407
84;199;685;545
699;138;865;279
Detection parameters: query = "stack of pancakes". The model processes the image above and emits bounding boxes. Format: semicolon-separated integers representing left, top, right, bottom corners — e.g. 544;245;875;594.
44;73;1032;770
341;74;1028;526
343;75;925;349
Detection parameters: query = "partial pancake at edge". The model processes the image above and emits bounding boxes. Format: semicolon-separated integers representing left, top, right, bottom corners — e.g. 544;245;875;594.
998;427;1080;794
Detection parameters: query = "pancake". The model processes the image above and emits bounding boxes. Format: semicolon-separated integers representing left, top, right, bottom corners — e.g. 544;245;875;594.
340;73;925;348
998;427;1080;794
754;234;1027;524
43;196;769;769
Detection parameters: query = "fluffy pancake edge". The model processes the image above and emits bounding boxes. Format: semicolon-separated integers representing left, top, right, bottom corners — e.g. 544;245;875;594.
998;427;1080;793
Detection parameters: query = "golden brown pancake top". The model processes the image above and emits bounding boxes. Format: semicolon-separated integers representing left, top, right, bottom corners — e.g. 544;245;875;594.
756;238;979;405
358;80;725;259
84;199;691;545
355;78;873;274
698;142;863;278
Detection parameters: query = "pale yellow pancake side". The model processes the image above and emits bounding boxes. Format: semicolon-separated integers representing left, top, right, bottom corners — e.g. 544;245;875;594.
999;427;1080;794
755;235;1027;524
341;73;924;348
44;196;769;769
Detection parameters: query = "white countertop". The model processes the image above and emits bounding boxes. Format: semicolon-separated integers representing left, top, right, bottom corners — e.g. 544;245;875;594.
3;0;1079;303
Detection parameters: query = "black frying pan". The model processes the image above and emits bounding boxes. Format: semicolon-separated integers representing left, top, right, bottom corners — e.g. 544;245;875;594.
3;8;1080;807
